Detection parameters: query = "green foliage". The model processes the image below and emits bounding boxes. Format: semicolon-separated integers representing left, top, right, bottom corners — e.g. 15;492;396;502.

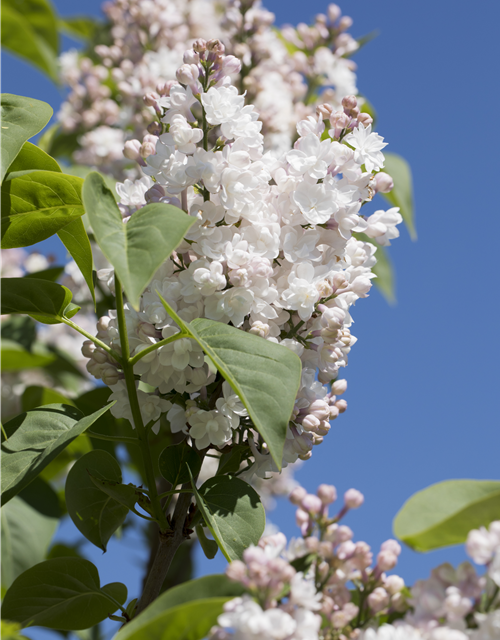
6;141;61;175
394;479;500;551
380;152;416;240
1;558;127;630
58;16;101;41
22;265;64;281
0;315;36;351
65;449;131;551
88;475;140;511
196;525;219;559
17;476;61;518
0;94;53;183
190;472;265;561
1;495;58;590
159;296;302;468
1;403;114;504
57;217;96;304
21;385;74;412
1;340;56;371
1;277;80;324
115;575;244;640
1;170;84;248
37;124;80;161
82;172;195;309
158;441;202;486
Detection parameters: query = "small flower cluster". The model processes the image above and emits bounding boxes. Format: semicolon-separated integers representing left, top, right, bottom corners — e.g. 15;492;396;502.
57;0;361;172
82;44;401;478
210;486;500;640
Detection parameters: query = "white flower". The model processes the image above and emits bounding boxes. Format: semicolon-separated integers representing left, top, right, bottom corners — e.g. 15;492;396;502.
192;260;226;295
344;124;387;173
217;596;297;640
201;85;245;126
116;176;153;206
289;573;322;611
161;114;203;154
205;287;255;327
287;134;336;180
364;207;403;246
188;409;233;449
359;624;424;640
292;182;339;225
282;262;320;321
160;84;197;123
466;526;496;564
471;610;500;640
216;381;248;429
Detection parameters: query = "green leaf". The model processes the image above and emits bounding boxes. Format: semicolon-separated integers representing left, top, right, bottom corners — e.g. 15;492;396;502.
6;142;61;176
217;445;247;475
158;297;302;468
0;94;53;183
1;496;58;590
1;170;84;248
22;266;64;281
1;558;127;630
158;442;202;487
64;164;118;200
83;172;195;309
88;475;140;511
17;476;61;518
116;598;228;640
58;16;100;41
393;479;500;551
190;472;265;561
65;450;130;551
196;525;219;560
380;152;416;240
1;315;36;351
57;217;95;305
1;403;114;504
114;575;244;640
1;277;80;324
21;385;74;412
1;340;56;371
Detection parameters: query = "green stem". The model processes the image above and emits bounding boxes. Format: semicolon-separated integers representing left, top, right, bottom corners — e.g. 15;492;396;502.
61;318;122;364
1;423;8;441
87;431;139;444
129;332;187;366
284;318;305;339
157;488;193;499
114;275;171;533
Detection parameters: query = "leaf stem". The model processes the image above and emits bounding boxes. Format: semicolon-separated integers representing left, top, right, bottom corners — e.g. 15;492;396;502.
1;423;8;441
114;274;170;533
128;332;187;366
157;488;193;499
61;318;122;364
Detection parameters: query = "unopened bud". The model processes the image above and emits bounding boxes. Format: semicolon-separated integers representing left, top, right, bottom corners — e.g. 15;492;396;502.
92;347;108;364
289;486;307;505
344;488;364;509
327;3;341;23
207;39;225;53
317;484;337;505
147;121;162;136
316;103;333;119
338;15;353;31
377;550;398;571
143;92;160;108
332;379;347;395
335;399;347;413
81;340;96;358
342;95;358;111
102;366;120;386
367;587;390;612
193;39;207;53
123;139;141;160
221;55;242;75
145;184;166;203
301;493;323;514
357;112;373;127
305;536;320;552
176;63;199;85
183;49;199;65
380;539;402;556
385;574;405;595
374;172;394;194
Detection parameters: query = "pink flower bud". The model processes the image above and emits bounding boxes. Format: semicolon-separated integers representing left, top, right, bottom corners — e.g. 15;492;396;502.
357;112;373;127
207;39;225;53
140;140;157;158
316;103;333;119
319;541;334;558
193;39;207;53
221;55;242;75
374;172;394;194
301;494;323;514
101;366;120;386
156;82;172;97
338;15;353;31
380;539;402;556
385;574;405;595
309;399;331;421
147;121;162;136
342;95;358;111
302;414;321;432
226;560;247;583
377;550;398;571
123;139;141;160
327;4;341;23
183;49;199;65
81;340;96;358
295;508;310;527
317;484;337;505
368;587;390;612
289;486;307;505
176;63;200;85
92;348;108;364
335;399;347;413
329;405;340;420
143;92;160;108
145;184;166;203
344;489;364;509
337;525;354;542
305;536;320;552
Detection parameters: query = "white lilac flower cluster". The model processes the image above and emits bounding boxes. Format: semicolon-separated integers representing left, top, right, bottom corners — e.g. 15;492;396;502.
210;486;500;640
82;41;401;473
58;0;361;172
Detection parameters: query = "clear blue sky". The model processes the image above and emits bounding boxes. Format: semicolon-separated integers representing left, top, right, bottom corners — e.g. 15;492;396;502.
4;1;500;636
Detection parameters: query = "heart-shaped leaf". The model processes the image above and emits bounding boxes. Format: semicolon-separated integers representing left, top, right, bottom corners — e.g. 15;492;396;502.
380;152;416;240
394;479;500;551
1;403;114;504
1;558;127;630
189;472;265;561
158;296;302;468
158;441;202;487
0;94;53;182
1;277;80;324
1;170;84;248
82;171;195;309
65;449;130;551
114;575;244;640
